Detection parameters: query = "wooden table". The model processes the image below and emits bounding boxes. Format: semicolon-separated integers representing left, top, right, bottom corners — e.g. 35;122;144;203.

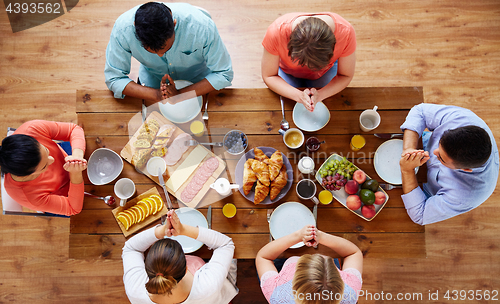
71;87;427;260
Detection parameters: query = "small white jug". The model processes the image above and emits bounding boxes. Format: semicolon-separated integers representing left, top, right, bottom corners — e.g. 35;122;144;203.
210;178;239;196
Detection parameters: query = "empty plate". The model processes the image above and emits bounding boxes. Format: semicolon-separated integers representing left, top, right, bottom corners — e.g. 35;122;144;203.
292;101;330;132
159;80;203;124
166;207;208;253
269;202;316;249
374;139;418;185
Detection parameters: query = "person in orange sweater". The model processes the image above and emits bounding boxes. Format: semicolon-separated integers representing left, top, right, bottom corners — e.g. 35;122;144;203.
0;120;87;216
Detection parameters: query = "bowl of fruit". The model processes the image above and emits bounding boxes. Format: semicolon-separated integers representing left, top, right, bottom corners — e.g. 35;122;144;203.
223;130;248;155
315;154;389;221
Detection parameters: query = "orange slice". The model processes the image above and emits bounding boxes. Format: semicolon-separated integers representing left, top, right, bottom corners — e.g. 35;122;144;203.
120;211;134;226
149;195;163;214
116;214;130;230
143;197;156;215
125;208;137;224
128;207;139;224
132;206;145;222
137;202;150;218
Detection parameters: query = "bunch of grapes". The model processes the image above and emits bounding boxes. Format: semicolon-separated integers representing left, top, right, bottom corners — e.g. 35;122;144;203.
319;157;357;191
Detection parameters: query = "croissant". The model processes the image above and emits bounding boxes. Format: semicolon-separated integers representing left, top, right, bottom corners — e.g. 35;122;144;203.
250;159;270;187
253;147;269;163
267;151;283;181
254;180;270;205
243;159;258;195
270;166;288;200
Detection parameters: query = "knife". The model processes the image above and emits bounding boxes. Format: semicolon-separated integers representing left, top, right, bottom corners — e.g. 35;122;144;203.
158;168;173;211
374;133;403;139
141;83;147;122
207;205;212;229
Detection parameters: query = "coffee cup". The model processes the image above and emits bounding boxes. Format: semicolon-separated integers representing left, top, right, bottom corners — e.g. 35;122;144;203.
210;178;239;196
296;179;319;204
359;106;381;132
114;178;136;206
283;128;304;149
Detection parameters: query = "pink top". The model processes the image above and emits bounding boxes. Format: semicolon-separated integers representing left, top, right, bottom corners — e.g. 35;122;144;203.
262;12;356;80
4;120;86;216
260;256;362;304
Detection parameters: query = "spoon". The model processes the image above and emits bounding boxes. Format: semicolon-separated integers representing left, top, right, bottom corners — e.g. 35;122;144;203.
84;192;116;206
279;97;290;131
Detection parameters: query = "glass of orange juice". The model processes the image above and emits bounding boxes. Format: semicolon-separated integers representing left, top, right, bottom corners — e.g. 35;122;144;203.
190;120;205;137
350;135;366;151
318;190;333;205
222;203;237;218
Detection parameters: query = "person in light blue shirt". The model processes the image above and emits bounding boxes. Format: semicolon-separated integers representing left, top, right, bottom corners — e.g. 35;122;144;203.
104;2;233;102
399;103;499;225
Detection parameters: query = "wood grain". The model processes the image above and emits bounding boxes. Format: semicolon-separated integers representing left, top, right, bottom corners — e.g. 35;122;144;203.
1;0;499;303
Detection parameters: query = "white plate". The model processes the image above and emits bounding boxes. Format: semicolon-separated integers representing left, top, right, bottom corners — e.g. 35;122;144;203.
235;147;293;205
159;80;203;124
269;202;316;249
166;207;208;253
292;101;330;132
374;139;418;185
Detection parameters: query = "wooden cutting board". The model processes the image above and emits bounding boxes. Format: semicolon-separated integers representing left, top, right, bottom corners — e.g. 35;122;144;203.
112;187;168;237
120;111;226;208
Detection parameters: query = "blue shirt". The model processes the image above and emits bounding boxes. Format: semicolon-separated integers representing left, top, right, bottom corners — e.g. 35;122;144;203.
400;104;499;225
105;3;233;99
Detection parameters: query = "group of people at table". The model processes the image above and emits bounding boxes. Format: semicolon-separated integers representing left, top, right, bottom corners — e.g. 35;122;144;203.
0;2;498;304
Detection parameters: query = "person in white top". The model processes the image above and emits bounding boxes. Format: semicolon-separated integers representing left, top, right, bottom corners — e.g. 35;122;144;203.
122;210;238;304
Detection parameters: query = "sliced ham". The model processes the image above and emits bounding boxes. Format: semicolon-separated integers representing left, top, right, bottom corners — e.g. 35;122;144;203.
163;133;192;166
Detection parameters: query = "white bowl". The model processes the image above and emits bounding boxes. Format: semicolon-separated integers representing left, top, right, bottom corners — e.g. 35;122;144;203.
292;101;330;132
147;157;166;176
159;80;203;123
87;148;124;185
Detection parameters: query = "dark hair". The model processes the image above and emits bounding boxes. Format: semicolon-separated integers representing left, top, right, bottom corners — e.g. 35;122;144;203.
288;17;336;71
440;125;492;168
0;134;41;176
135;2;174;52
145;238;186;295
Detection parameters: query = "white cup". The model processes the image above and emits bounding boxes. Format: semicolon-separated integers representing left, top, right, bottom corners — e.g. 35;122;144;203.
359;106;381;132
283;128;304;149
210;178;239;196
114;178;136;206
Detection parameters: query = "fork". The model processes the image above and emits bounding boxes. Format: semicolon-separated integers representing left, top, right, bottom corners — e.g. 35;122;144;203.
267;209;273;242
185;139;223;147
203;100;209;120
379;183;402;191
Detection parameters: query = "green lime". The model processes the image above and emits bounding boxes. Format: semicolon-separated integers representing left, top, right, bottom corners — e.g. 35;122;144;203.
360;189;375;205
362;179;379;192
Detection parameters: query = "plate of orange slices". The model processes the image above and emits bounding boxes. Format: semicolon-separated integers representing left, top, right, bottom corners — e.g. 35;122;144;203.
112;187;169;237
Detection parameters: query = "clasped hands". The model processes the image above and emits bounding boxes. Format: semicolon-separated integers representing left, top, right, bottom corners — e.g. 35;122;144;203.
63;155;87;173
160;210;184;237
400;149;430;172
298;88;321;112
158;74;180;101
296;224;320;247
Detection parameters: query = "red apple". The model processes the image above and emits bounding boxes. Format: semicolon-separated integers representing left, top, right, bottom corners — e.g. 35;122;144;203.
362;205;376;219
374;191;386;205
346;195;362;210
353;170;366;184
344;180;359;195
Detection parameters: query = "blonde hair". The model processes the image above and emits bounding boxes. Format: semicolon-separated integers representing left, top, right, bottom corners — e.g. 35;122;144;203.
292;254;344;304
287;17;336;71
144;239;186;295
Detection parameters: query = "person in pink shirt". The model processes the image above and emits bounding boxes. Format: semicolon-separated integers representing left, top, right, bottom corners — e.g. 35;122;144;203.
262;12;356;112
0;120;87;216
256;225;363;304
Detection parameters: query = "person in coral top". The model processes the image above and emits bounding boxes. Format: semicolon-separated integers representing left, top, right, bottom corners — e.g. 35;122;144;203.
0;120;87;216
262;12;356;112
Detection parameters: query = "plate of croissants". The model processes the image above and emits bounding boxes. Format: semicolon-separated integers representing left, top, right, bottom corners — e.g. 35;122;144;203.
235;147;293;205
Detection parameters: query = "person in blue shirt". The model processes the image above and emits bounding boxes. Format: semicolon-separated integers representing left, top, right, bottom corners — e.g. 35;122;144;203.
399;103;499;225
105;2;233;102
